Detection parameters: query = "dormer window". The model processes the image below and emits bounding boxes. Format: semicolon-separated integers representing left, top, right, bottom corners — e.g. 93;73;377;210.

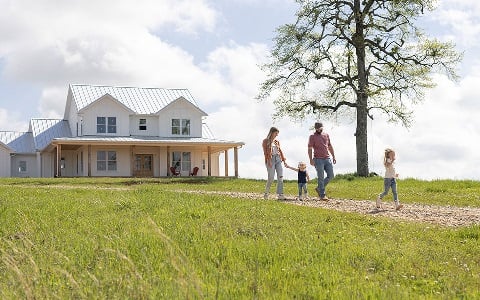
139;118;147;130
97;117;117;134
172;119;190;135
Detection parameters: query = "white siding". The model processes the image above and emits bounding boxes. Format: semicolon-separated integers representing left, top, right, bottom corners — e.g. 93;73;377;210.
129;115;159;136
158;99;204;137
90;146;131;177
41;152;54;177
66;90;80;137
11;154;37;177
82;98;131;136
0;145;11;177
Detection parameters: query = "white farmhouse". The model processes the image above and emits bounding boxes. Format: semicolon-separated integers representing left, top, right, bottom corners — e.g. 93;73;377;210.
0;84;244;178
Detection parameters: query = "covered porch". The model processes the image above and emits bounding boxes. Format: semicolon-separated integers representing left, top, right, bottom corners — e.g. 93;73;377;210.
45;136;244;178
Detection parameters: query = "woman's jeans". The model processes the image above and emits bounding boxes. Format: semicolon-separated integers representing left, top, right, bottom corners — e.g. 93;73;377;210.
265;154;284;195
379;178;398;202
314;158;334;197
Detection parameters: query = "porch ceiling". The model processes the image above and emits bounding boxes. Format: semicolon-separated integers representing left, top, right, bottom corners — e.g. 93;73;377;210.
48;136;244;154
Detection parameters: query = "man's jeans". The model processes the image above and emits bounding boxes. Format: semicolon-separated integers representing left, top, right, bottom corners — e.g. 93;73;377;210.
314;158;334;197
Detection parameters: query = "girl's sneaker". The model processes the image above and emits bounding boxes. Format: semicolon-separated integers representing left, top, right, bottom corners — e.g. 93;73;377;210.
376;197;382;209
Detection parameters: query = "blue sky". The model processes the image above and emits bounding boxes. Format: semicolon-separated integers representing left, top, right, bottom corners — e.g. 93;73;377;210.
0;0;479;181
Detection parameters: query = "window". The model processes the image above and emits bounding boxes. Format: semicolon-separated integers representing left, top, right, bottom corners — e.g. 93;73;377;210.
139;118;147;130
18;161;27;173
108;117;116;133
171;119;190;135
97;117;117;133
97;117;106;133
172;151;191;172
97;151;117;171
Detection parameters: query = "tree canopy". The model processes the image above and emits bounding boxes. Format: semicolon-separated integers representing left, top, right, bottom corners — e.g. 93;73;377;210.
258;0;462;176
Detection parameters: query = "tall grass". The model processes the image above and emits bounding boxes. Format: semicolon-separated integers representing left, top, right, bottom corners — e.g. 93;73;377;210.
0;177;479;299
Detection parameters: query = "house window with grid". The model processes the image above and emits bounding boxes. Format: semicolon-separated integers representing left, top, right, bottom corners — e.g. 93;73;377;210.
171;119;190;135
139;118;147;130
97;151;117;171
97;117;117;134
172;151;191;172
18;161;27;173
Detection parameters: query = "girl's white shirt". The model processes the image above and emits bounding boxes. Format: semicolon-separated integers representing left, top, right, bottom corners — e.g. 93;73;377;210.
384;158;396;178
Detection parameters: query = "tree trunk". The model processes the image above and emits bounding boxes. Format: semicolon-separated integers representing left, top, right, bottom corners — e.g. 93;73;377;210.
356;94;369;176
354;0;369;176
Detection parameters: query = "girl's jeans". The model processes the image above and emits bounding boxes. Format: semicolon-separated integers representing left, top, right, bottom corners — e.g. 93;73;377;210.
379;178;398;202
298;183;308;197
265;154;284;195
314;158;334;197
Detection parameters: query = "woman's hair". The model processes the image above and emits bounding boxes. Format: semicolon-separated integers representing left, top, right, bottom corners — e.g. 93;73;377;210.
265;127;279;148
383;148;395;166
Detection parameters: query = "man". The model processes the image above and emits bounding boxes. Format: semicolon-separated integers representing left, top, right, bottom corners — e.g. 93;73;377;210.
308;122;336;200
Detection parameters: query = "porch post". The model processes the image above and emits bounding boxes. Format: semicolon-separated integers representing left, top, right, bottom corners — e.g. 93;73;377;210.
56;144;61;177
207;146;211;176
130;145;135;177
224;150;229;177
167;146;170;176
36;152;41;177
234;147;239;178
87;145;91;177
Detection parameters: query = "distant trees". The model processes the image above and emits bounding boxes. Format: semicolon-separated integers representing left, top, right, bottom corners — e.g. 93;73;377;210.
258;0;461;176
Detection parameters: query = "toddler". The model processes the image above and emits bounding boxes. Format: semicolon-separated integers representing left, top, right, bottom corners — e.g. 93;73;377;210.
285;162;310;200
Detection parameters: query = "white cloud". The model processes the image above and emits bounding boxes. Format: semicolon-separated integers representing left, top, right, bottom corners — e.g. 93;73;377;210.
0;108;28;131
0;0;479;183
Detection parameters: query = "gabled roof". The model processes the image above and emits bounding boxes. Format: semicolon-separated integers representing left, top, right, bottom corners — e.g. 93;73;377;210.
29;119;72;151
0;119;71;153
78;93;136;114
69;84;202;115
0;131;35;153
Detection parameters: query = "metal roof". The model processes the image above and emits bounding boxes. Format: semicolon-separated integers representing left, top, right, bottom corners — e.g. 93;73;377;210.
70;84;201;114
30;119;72;151
0;131;35;153
53;135;243;146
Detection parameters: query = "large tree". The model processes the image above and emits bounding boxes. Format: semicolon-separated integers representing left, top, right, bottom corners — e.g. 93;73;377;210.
257;0;461;176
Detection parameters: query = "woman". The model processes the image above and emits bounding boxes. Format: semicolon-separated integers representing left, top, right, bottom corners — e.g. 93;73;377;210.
262;127;287;200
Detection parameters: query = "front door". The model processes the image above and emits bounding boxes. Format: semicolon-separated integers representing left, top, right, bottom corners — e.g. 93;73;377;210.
134;154;153;177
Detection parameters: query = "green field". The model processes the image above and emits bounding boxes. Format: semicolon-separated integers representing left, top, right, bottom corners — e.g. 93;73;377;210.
0;177;479;299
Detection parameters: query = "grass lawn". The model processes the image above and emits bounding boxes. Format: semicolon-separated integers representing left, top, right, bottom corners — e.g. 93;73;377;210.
0;177;479;299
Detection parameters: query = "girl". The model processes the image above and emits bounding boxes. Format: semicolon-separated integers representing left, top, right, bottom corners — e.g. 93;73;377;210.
262;127;287;200
376;148;403;210
285;161;310;200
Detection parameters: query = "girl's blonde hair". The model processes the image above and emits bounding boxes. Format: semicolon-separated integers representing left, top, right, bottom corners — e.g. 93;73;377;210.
298;162;307;169
383;148;395;167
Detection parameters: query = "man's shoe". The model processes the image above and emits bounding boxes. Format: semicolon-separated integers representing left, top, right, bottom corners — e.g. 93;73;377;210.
321;196;329;201
278;194;286;200
263;193;268;200
395;204;403;211
315;187;321;197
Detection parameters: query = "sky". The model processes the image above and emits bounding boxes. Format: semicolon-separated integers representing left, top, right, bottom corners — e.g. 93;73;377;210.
0;0;479;181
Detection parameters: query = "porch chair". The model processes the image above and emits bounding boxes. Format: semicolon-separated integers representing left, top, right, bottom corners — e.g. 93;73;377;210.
190;166;199;176
170;166;180;176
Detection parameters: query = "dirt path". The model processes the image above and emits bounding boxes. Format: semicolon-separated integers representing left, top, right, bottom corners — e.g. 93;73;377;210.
179;190;480;228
